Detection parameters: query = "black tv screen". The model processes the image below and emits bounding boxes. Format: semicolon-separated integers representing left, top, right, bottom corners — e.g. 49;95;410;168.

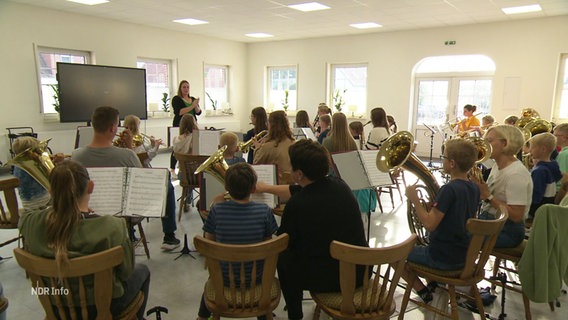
57;62;147;123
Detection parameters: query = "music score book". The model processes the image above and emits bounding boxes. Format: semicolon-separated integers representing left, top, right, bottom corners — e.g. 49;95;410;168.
86;167;168;217
331;150;393;191
202;164;278;209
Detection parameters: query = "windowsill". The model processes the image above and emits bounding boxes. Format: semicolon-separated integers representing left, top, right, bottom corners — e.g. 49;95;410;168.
43;113;60;123
148;111;171;119
205;110;233;117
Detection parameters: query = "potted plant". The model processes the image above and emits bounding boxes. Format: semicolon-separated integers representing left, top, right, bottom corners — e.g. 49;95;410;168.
206;92;220;114
161;92;170;113
282;90;289;112
50;84;60;113
333;89;347;112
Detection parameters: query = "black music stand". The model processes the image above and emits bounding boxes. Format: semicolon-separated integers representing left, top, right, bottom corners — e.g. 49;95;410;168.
422;123;437;168
174;233;196;260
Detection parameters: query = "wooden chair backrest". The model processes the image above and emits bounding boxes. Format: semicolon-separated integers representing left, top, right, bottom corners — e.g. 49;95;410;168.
194;234;289;313
13;246;124;320
460;207;508;280
174;153;209;189
0;174;20;228
330;234;417;316
136;152;150;168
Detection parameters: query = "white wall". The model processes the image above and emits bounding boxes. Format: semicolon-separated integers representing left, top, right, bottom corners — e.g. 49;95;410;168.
0;1;246;162
247;16;568;155
1;1;567;161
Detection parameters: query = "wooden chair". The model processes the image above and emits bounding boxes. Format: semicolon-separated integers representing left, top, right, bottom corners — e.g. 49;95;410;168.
13;246;143;320
310;234;417;320
124;216;150;259
136;152;149;168
398;209;508;319
174;153;208;221
194;234;289;320
0;296;7;318
0;173;22;259
375;169;406;211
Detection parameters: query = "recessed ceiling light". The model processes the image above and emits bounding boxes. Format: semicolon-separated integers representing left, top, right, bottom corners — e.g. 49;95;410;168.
245;33;274;38
173;18;209;26
350;22;382;29
288;2;330;12
67;0;108;5
502;4;542;15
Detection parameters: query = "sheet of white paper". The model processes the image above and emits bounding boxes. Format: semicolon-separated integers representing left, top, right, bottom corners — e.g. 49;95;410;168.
124;168;168;217
359;150;392;187
250;164;277;208
86;167;124;215
331;151;371;191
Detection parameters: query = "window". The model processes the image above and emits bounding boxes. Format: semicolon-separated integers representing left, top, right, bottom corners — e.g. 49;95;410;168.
137;58;171;112
203;64;229;111
36;46;90;114
330;64;367;116
267;66;297;111
554;54;568;120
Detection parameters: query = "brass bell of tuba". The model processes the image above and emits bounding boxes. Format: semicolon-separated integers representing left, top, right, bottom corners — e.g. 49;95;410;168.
6;139;54;190
194;145;229;185
238;130;268;154
376;131;440;245
524;118;552;137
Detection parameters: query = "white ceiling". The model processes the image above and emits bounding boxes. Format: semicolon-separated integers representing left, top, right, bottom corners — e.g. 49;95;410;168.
9;0;568;43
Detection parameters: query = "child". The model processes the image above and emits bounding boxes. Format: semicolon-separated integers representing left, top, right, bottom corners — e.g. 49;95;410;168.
527;133;562;221
123;114;162;167
197;162;278;320
317;114;331;144
219;132;245;166
404;138;480;303
172;114;198;166
11;136;50;213
349;121;365;149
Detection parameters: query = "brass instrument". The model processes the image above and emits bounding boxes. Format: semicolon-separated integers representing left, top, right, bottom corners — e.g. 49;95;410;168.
238;130;268;153
376;131;440;245
6;139;54;190
113;131;144;148
514;116;536;129
195;145;229;185
521;107;540;118
465;137;492;182
524;118;552;136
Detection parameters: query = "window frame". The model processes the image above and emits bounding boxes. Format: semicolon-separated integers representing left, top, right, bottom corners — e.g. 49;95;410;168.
203;63;230;113
265;65;298;111
34;45;91;114
329;63;368;116
137;57;173;115
553;53;568;122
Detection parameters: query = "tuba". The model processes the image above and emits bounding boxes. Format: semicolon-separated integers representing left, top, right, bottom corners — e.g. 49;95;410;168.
376;131;440;245
465;137;492;182
524;118;552;137
6;139;54;190
238;130;268;154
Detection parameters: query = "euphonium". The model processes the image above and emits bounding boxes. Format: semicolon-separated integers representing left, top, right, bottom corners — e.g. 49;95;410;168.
6;139;54;190
113;132;144;148
194;145;229;185
465;137;492;182
238;130;268;153
376;131;439;245
524;118;552;136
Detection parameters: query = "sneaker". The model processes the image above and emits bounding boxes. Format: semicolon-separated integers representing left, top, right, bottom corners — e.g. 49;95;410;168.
417;287;433;304
161;234;180;251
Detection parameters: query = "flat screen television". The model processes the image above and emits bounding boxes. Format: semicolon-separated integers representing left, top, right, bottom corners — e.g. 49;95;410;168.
56;62;147;123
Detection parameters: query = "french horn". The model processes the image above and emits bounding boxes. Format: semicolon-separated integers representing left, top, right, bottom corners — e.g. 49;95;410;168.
376;131;440;245
6;139;54;190
238;130;268;154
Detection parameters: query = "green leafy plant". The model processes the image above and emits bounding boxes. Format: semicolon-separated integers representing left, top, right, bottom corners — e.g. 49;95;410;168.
50;84;60;113
206;92;217;110
161;92;170;112
333;89;347;112
282;90;289;112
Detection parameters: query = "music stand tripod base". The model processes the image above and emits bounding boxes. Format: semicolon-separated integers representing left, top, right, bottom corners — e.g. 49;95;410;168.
174;234;197;260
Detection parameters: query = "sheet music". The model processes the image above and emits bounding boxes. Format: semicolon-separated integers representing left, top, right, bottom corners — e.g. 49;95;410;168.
196;130;221;155
359;150;392;187
124;168;168;217
331;151;371;191
86;167;124;215
250;164;278;208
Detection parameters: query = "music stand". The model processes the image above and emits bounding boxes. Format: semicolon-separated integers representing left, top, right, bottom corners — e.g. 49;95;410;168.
422;123;437;168
174;233;196;260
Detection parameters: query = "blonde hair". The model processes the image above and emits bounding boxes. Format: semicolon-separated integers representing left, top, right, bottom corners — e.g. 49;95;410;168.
220;132;239;156
327;113;357;152
444;138;477;172
123;114;141;135
554;123;568;136
482;114;495;125
46;160;90;280
179;114;198;135
504;115;519;125
485;125;525;156
12;136;39;154
530;132;557;154
319;114;331;127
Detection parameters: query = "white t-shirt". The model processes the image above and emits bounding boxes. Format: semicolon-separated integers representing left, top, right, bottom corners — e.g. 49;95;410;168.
173;133;193;154
480;159;533;218
365;127;389;150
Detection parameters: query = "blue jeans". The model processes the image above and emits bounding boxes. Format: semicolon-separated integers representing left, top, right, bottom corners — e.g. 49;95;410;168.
161;179;177;235
407;246;464;270
478;211;524;248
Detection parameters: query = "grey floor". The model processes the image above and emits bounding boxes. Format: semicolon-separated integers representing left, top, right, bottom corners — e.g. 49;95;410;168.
1;151;567;319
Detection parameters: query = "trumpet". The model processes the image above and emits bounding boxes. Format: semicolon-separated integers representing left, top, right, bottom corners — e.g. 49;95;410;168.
140;132;166;146
238;130;268;153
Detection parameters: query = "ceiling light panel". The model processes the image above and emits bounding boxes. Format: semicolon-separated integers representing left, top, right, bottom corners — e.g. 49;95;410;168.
173;18;209;25
502;4;542;15
67;0;108;5
288;2;330;12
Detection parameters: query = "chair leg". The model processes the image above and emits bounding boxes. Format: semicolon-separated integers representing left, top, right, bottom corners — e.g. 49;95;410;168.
136;221;150;259
522;292;532;320
313;304;321;320
447;285;460;319
178;188;188;222
375;189;383;213
389;187;395;207
471;285;487;320
491;257;501;290
398;279;415;320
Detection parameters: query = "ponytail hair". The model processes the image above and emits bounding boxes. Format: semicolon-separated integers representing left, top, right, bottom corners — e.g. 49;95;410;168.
45;160;90;279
